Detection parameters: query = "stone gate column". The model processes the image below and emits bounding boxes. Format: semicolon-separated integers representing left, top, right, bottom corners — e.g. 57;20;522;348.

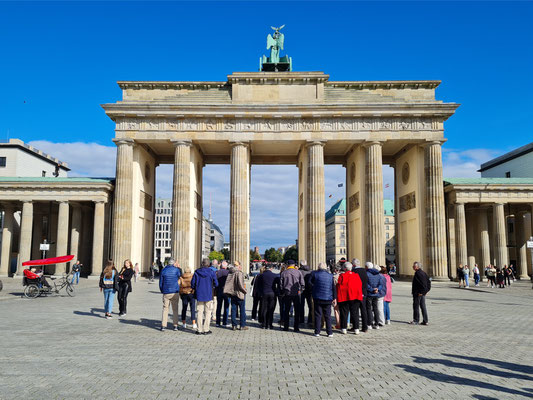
493;203;509;267
479;208;491;270
0;204;14;276
69;204;82;270
230;142;250;274
91;201;106;277
515;212;529;279
306;141;325;270
111;138;134;266
425;141;448;279
455;202;467;269
171;140;192;269
55;201;69;274
17;201;33;275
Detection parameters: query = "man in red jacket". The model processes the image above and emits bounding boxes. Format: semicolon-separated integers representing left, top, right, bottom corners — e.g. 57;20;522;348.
336;262;364;334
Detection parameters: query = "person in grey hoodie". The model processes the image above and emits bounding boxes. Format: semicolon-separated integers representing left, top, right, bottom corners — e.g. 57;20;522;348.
298;260;313;325
280;260;305;332
366;262;384;329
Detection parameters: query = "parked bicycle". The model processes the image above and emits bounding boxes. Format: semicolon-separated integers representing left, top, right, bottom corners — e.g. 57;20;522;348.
21;254;76;299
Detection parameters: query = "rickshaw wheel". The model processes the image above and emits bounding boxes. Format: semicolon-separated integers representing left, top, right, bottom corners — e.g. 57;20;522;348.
24;284;40;299
66;284;75;297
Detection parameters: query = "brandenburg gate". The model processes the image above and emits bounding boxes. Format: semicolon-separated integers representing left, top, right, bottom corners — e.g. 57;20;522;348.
103;71;458;277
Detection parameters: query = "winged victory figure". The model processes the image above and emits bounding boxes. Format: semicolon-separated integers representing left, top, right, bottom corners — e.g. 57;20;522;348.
267;25;285;64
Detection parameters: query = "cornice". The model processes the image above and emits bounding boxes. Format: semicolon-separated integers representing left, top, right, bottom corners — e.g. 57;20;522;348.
327;80;441;89
118;81;227;90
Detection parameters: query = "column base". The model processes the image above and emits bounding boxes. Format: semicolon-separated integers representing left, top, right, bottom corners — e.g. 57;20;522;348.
519;274;531;280
431;276;452;282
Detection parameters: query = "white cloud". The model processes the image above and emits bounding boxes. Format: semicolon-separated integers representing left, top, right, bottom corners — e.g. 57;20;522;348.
442;148;500;178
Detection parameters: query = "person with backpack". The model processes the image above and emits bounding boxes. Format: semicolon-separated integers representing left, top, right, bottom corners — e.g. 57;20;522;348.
99;260;119;319
409;261;430;326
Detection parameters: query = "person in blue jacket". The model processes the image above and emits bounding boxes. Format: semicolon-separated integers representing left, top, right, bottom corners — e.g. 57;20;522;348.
309;262;336;337
366;262;384;329
191;258;218;335
159;258;182;331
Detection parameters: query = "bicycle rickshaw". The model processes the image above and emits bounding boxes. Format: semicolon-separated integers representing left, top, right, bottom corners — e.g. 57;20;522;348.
22;255;76;299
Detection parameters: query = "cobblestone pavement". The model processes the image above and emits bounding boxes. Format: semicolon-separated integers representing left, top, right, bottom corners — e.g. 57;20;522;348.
1;275;532;400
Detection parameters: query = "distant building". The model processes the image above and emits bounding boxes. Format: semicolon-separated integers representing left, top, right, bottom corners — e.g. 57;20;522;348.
384;199;396;264
0;139;70;178
254;246;260;255
325;198;396;264
479;142;533;178
325;199;347;264
208;219;224;252
201;217;211;260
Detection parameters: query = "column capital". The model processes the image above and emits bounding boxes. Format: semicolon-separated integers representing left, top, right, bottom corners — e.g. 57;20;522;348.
112;138;135;147
362;140;384;148
171;139;193;147
229;141;250;148
423;139;447;147
92;200;107;205
56;200;69;205
305;140;325;148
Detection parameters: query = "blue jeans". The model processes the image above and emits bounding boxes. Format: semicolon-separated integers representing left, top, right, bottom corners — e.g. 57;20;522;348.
231;296;246;327
384;301;391;321
474;274;480;285
71;271;80;284
464;274;470;287
103;289;115;314
180;293;196;322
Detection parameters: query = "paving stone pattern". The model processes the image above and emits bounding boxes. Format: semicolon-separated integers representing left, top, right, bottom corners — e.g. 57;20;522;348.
1;276;532;400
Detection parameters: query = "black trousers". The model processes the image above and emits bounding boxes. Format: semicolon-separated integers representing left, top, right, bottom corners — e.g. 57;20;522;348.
216;294;230;325
338;300;357;330
118;284;129;314
261;293;276;328
360;295;368;331
299;291;313;324
366;296;379;326
313;299;332;335
252;296;263;323
283;295;301;331
413;295;428;323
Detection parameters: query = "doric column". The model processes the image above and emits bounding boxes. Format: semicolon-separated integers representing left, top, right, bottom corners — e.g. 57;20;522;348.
55;201;69;274
306;141;325;270
111;138;134;267
455;202;467;269
69;204;82;270
479;209;491;269
515;212;529;279
364;141;385;267
230;142;250;274
17;201;33;275
0;204;14;276
91;201;106;276
425;141;448;279
493;203;509;267
171;140;192;269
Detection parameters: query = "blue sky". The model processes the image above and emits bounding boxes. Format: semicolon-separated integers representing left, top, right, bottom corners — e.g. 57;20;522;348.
2;1;532;251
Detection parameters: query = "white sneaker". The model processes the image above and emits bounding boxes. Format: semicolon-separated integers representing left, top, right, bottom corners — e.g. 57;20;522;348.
386;320;391;325
341;329;347;334
328;334;333;338
314;334;320;337
225;324;231;328
355;329;360;335
192;323;197;329
183;323;187;328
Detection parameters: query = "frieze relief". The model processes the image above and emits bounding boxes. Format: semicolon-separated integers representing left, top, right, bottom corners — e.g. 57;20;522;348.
116;117;439;132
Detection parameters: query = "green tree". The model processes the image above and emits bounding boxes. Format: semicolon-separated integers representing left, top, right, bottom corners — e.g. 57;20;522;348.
250;250;261;261
283;246;298;262
209;250;224;261
221;248;230;261
264;247;283;262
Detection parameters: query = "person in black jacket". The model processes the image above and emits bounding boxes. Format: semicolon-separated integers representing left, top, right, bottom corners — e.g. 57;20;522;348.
352;258;369;332
298;261;313;325
118;259;134;317
260;264;279;329
409;262;430;325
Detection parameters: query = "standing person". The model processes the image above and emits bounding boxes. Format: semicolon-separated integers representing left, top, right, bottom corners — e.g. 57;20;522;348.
280;260;305;332
298;261;313;326
496;268;505;288
251;267;264;322
388;264;397;283
309;262;336;337
210;260;219;321
366;262;383;329
409;262;430;326
260;264;278;329
472;264;480;287
457;265;464;288
159;258;181;331
504;265;512;286
484;265;490;287
332;265;342;329
352;259;369;333
381;266;392;325
215;261;231;328
117;259;134;317
487;265;496;288
71;261;82;285
133;263;140;283
377;266;388;327
336;262;363;334
191;258;218;335
178;266;197;329
275;265;286;327
150;262;156;282
99;261;119;319
463;265;470;288
224;262;248;331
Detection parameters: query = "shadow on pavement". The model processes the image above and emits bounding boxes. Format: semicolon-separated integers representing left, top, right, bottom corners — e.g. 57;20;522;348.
119;318;164;330
441;353;533;375
73;308;106;318
395;364;533;399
